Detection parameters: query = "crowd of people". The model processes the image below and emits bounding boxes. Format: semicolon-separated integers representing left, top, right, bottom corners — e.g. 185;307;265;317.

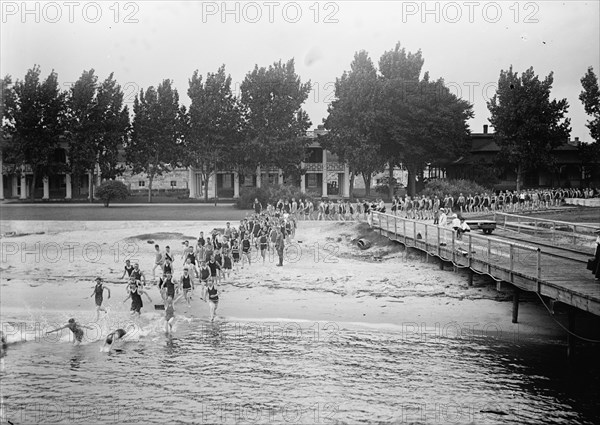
388;187;598;220
76;198;306;350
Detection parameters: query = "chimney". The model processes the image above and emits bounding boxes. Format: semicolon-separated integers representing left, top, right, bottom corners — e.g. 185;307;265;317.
575;137;579;142
483;125;488;134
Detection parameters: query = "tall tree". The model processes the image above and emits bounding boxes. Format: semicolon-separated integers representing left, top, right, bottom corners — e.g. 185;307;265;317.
3;65;67;199
376;43;473;196
579;66;600;144
488;66;571;190
68;70;130;200
95;73;130;180
239;59;312;182
126;80;181;203
186;66;242;201
322;50;386;196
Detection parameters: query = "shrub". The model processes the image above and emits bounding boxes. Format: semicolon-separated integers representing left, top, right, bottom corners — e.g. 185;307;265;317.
419;179;491;201
235;184;319;209
96;180;130;207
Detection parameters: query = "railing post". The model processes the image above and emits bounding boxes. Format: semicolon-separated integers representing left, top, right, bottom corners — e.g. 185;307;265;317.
394;216;397;239
452;230;456;264
424;223;429;252
517;215;521;233
536;248;541;286
437;224;441;255
504;214;507;230
386;214;389;234
403;219;407;246
509;244;514;281
533;219;537;237
413;220;417;246
467;234;472;268
487;238;491;274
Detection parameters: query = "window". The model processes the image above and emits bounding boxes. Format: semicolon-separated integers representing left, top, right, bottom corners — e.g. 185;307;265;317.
138;181;145;187
307;174;318;188
170;181;177;187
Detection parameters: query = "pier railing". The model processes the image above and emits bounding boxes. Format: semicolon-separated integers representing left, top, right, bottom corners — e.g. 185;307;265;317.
493;212;597;248
371;212;553;286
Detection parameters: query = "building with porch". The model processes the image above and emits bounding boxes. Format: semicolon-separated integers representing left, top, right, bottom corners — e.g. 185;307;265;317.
1;128;353;200
441;125;600;190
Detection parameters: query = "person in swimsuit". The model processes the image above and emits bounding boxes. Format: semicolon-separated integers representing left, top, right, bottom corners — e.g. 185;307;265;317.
176;267;194;307
165;296;175;334
182;241;196;267
46;319;94;345
208;255;221;284
241;234;251;269
103;328;126;352
90;277;111;321
198;261;211;292
120;259;134;280
123;281;152;316
259;231;268;264
152;244;164;281
222;249;233;280
203;281;220;322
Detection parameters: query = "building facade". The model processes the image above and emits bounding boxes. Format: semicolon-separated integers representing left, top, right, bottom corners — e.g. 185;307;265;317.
1;129;352;200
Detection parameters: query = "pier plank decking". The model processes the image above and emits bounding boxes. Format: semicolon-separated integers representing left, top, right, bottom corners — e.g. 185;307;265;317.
371;212;600;317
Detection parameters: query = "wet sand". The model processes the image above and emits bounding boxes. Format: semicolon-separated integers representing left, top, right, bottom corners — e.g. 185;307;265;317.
0;220;566;343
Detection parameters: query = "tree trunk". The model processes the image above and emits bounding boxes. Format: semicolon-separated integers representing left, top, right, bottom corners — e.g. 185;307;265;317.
516;163;522;192
349;171;355;199
388;162;394;200
213;161;218;205
148;173;154;203
88;170;94;203
362;173;372;197
30;170;36;200
407;164;417;197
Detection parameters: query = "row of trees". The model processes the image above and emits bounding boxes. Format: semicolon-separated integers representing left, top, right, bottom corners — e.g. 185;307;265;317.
2;43;599;200
322;43;599;194
1;60;311;201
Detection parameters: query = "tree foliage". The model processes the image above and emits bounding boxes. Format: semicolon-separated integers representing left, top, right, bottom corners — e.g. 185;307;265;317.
185;65;242;201
239;59;312;179
126;80;182;202
375;43;473;196
322;50;386;196
96;179;129;207
2;65;67;198
488;66;571;190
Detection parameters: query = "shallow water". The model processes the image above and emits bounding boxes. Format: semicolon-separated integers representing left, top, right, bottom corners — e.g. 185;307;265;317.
1;313;599;424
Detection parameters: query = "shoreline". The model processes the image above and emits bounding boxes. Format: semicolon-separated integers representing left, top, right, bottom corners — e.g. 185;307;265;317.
0;220;568;346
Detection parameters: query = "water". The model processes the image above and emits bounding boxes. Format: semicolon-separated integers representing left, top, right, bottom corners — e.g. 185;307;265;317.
1;313;599;425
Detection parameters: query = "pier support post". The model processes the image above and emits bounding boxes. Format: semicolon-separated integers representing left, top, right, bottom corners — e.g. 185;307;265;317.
512;287;520;324
439;259;444;270
567;308;576;360
467;269;473;287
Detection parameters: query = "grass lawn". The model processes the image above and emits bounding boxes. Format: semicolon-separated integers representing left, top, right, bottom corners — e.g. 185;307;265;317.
0;204;250;221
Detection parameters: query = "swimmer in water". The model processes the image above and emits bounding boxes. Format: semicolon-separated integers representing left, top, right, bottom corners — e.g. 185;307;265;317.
103;328;127;352
46;319;94;345
90;277;111;321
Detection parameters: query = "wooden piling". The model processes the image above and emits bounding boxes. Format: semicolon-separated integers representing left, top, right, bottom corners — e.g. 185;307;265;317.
512;287;520;323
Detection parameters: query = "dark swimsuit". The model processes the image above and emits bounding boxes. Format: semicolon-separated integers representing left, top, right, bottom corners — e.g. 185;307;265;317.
94;283;104;307
130;288;143;313
207;286;219;304
106;328;126;345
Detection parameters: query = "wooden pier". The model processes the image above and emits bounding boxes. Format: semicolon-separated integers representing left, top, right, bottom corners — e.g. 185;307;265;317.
371;212;600;318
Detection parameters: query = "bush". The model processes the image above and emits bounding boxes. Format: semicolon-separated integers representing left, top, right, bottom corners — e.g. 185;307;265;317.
235;184;319;209
419;179;491;201
96;180;129;207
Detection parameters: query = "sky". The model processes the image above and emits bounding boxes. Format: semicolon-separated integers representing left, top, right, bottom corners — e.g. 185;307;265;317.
2;1;599;140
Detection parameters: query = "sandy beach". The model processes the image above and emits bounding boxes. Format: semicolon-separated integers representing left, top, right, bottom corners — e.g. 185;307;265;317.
0;219;566;343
